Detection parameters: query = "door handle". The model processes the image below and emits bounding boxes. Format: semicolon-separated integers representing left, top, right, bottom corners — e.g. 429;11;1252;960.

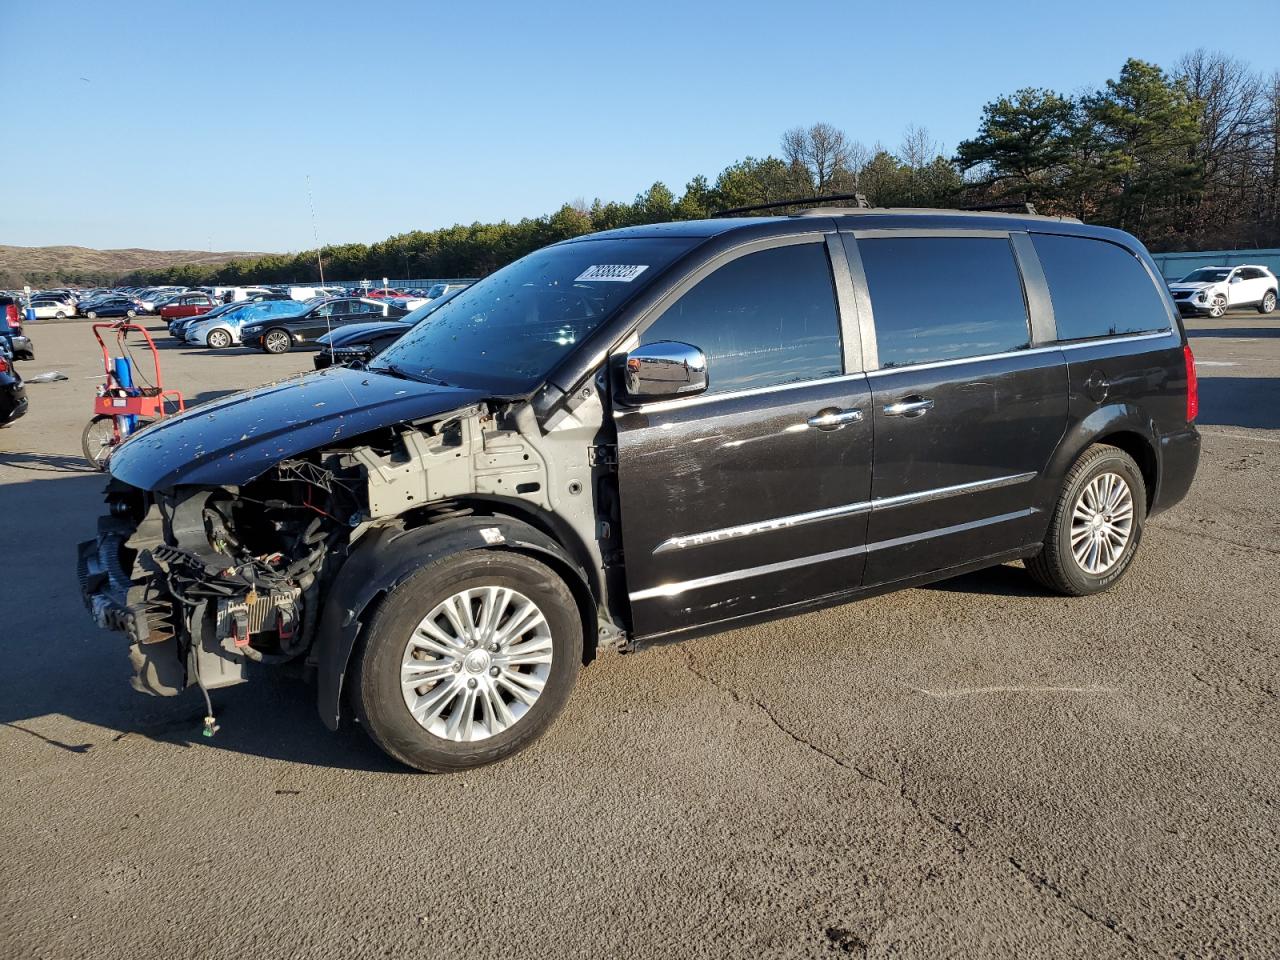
883;397;934;418
807;407;863;431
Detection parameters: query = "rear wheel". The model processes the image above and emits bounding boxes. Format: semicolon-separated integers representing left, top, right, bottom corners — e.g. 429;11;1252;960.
206;328;232;349
354;550;582;772
262;328;291;354
55;310;66;319
1026;444;1146;596
126;309;137;318
86;311;97;320
1259;290;1277;314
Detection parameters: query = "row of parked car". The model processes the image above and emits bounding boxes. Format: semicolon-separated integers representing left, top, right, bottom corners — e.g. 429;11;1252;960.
0;295;35;425
163;283;473;363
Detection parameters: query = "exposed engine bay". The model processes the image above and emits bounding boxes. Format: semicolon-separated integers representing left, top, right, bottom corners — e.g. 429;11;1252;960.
78;396;621;731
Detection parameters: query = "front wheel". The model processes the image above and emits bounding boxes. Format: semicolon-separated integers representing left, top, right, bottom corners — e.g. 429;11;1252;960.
1208;295;1227;318
1259;290;1277;314
126;309;137;318
1026;444;1146;596
354;550;583;772
206;328;232;349
262;328;291;354
55;310;66;319
86;311;97;320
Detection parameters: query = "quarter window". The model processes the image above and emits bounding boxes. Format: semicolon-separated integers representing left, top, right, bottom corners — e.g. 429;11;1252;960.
640;242;842;395
1030;234;1169;341
858;236;1030;367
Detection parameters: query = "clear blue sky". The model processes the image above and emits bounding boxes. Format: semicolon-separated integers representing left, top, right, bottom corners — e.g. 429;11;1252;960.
1;0;1276;252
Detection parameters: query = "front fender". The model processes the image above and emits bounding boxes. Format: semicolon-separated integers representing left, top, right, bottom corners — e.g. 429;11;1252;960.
314;515;591;730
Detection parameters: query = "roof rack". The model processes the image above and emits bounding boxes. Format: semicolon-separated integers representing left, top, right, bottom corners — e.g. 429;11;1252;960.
794;205;1081;224
712;193;870;217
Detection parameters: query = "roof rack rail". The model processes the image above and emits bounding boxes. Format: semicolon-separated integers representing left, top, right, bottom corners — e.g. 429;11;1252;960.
793;205;1081;224
957;200;1040;215
712;193;870;217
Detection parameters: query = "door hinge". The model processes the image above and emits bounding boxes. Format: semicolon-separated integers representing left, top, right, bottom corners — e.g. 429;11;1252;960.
589;444;618;469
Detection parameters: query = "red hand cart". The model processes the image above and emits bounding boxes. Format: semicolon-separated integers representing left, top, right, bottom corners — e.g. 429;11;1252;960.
82;321;186;470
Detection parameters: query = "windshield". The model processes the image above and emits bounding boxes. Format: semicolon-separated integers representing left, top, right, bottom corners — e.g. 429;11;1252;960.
372;237;695;391
1182;268;1231;283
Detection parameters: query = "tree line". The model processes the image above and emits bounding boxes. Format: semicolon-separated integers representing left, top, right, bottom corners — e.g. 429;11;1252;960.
102;50;1280;287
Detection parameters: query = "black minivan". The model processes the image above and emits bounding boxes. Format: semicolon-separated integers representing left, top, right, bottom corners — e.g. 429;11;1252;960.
79;207;1199;771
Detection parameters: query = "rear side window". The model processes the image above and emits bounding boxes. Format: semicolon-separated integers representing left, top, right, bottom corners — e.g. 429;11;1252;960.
641;242;842;395
859;236;1030;367
1031;234;1169;341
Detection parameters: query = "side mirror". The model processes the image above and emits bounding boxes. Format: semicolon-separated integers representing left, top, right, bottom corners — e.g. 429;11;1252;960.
622;340;708;402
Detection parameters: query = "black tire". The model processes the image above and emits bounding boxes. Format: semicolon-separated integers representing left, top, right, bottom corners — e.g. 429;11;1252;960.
354;550;582;773
206;328;231;349
55;310;66;319
1208;295;1227;318
82;415;115;470
262;328;291;354
1026;444;1147;596
1259;290;1277;315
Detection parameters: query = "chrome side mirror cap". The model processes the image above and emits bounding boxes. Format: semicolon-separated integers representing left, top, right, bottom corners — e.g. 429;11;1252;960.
623;341;708;402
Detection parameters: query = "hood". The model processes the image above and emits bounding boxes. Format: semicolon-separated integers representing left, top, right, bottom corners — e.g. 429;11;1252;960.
318;320;410;347
1168;281;1217;292
108;365;489;490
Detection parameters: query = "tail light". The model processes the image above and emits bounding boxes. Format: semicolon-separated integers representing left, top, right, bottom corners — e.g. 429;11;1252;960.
0;355;9;374
3;304;17;329
1184;344;1198;422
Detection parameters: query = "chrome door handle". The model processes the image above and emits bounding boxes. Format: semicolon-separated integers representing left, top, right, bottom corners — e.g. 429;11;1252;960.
883;397;934;418
807;407;863;431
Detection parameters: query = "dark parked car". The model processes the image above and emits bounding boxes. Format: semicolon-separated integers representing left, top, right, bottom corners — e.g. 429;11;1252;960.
0;339;28;425
241;297;405;353
78;206;1199;773
312;290;465;369
83;296;146;319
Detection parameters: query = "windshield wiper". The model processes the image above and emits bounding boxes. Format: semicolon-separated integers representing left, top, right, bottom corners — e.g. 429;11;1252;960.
371;363;451;386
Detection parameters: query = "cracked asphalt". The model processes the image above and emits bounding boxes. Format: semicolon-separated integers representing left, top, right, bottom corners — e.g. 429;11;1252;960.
1;313;1277;959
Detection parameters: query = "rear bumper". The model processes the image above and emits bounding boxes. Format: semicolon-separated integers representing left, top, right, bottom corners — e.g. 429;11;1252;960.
1151;426;1200;516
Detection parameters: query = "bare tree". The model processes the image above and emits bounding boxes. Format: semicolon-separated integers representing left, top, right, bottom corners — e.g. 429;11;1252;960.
781;122;856;194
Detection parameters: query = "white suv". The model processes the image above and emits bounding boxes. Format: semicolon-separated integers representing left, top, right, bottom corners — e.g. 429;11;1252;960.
1168;264;1278;317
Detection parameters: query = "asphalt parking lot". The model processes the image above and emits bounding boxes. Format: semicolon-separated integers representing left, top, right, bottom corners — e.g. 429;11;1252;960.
1;314;1277;959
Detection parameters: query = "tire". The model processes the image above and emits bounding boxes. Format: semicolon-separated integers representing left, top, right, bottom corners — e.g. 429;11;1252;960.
86;311;97;320
1026;444;1147;596
1259;290;1277;314
262;328;291;354
206;328;232;349
354;550;583;773
126;309;137;318
1208;295;1227;318
55;310;66;319
82;415;117;470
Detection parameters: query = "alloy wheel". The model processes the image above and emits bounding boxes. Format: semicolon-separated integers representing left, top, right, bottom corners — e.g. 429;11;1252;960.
1263;292;1277;314
1070;472;1134;575
264;330;290;353
400;586;553;742
1209;295;1227;318
207;329;231;349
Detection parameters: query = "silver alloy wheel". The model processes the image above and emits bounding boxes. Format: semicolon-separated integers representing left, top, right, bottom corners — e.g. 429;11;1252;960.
400;586;553;742
1070;472;1134;575
1263;291;1277;313
207;329;231;348
1209;295;1227;318
264;330;290;353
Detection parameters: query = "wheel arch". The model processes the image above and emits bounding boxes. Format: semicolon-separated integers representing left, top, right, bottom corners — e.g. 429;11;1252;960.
314;514;598;732
1036;404;1161;541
